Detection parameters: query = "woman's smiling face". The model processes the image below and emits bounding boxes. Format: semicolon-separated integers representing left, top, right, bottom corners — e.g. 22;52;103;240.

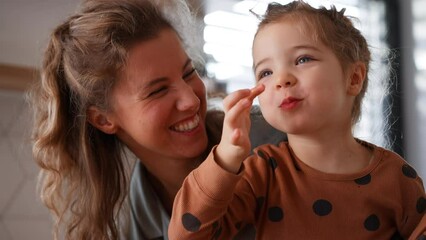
107;28;208;163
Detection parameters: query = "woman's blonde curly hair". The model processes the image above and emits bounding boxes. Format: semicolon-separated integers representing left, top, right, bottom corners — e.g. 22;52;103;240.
29;0;200;239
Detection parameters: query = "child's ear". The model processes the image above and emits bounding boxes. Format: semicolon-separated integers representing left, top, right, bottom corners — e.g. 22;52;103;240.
347;62;366;96
87;106;118;134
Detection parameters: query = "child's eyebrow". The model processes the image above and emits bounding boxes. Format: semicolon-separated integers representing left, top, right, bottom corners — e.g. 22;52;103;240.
253;58;269;73
293;44;321;52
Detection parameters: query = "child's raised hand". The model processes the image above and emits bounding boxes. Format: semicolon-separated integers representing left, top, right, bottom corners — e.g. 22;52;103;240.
215;84;265;173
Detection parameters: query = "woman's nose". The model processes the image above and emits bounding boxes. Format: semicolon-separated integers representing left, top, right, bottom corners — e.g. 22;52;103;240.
276;72;297;89
176;83;200;112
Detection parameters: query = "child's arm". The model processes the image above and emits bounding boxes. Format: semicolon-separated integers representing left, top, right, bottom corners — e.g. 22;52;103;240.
401;173;426;239
168;84;265;239
215;84;265;173
394;157;426;238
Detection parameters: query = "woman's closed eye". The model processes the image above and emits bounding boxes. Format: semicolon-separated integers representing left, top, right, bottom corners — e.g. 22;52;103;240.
145;68;197;99
147;86;168;98
183;67;196;80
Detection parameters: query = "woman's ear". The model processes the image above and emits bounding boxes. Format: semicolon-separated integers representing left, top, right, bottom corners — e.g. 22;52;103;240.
87;106;118;134
347;62;366;96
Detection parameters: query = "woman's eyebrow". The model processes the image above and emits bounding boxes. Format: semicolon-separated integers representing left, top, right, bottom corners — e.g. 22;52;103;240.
141;76;168;90
140;58;193;91
182;58;192;70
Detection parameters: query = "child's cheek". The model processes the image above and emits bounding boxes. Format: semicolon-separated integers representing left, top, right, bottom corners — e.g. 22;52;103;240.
258;94;269;109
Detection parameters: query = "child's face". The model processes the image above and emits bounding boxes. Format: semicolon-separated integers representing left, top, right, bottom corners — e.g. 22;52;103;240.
253;20;355;136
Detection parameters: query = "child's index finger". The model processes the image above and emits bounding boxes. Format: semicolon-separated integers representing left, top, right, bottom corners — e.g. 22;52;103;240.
248;84;265;101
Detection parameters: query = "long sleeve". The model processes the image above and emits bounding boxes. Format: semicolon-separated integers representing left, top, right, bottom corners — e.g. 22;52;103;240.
384;150;426;238
169;146;261;239
409;214;426;240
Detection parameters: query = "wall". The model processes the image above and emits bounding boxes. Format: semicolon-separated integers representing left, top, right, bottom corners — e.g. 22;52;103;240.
401;0;426;180
0;90;51;239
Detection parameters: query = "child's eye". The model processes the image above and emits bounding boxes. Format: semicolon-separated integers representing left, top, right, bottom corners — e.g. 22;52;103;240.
258;70;273;81
296;56;313;65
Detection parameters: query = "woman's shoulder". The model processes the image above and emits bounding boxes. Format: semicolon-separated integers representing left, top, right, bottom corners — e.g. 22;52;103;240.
128;162;169;239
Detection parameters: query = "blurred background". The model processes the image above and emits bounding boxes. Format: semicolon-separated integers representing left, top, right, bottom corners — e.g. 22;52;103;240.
0;0;425;238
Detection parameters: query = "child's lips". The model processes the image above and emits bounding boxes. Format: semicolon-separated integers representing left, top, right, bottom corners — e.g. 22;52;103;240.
279;97;302;110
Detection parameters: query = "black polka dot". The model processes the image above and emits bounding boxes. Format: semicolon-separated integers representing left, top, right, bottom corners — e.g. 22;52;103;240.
235;221;242;230
255;196;265;220
268;206;284;222
402;164;417;178
233;224;256;240
390;231;403;240
312;199;333;216
354;174;371;185
417;235;426;240
364;214;380;231
182;213;201;232
257;150;268;160
269;157;278;170
416;197;426;214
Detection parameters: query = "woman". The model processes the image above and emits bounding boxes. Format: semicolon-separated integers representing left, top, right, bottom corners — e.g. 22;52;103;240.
30;0;285;239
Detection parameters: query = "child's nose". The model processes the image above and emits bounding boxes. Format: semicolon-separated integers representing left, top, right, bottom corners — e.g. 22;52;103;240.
276;72;297;89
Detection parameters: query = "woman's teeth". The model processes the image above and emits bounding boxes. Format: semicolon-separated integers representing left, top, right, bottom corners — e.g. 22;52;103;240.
172;115;200;132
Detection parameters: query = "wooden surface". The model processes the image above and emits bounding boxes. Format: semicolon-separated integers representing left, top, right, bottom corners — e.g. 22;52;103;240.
0;64;39;92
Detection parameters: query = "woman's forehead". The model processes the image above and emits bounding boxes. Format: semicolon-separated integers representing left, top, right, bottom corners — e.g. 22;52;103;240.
117;29;188;86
